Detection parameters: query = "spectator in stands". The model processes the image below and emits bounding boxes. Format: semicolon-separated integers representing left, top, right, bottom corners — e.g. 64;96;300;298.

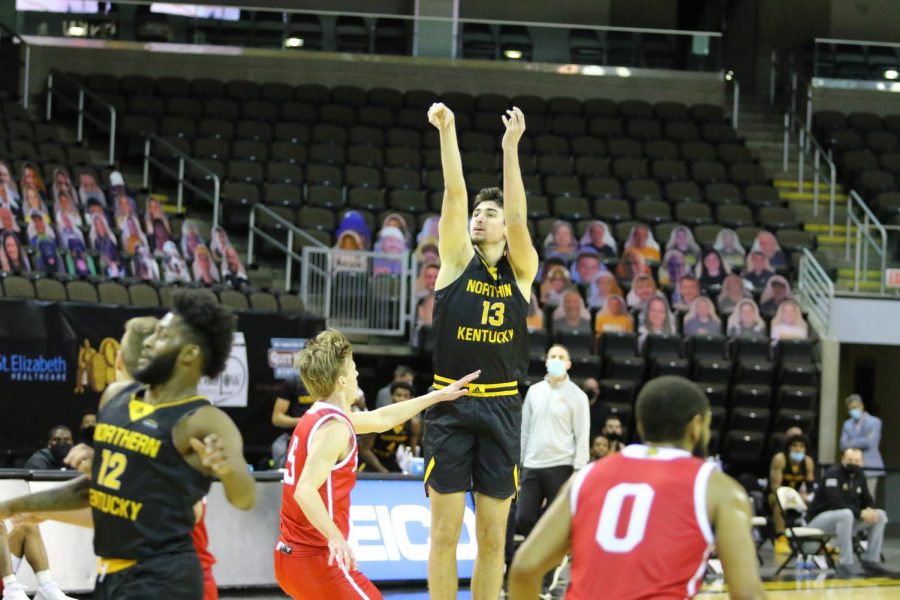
77;171;106;208
375;365;416;409
770;299;807;342
108;171;130;206
571;248;604;285
753;231;787;269
192;245;220;284
541;264;573;306
616;248;651;281
638;294;676;349
0;160;20;206
221;245;248;288
121;215;149;255
382;212;412;244
672;274;701;311
759;275;793;316
417;292;436;330
841;394;885;499
180;220;205;262
714;228;746;272
35;238;62;274
373;226;408;275
626;273;657;311
768;433;817;554
0;231;30;273
526;293;544;332
27;211;56;248
144;196;171;236
807;447;892;577
718;274;752;315
544;220;579;262
89;212;116;254
601;415;627;454
270;375;315;468
726;298;767;338
335;210;372;248
52;168;79;210
336;230;364;252
682;297;722;336
586;271;623;310
23;186;51;225
24;426;73;470
84;197;108;222
99;242;125;278
590;434;610;461
579;220;617;257
552;289;592;334
696;248;728;289
113;192;138;232
333;231;368;273
131;244;160;282
64;238;96;277
150;218;173;256
415;261;439;299
359;381;421;473
624;224;660;262
665;225;701;267
0;184;19;217
417;215;440;245
55;210;84;251
53;190;82;228
594;294;634;342
20;163;47;199
0;206;19;233
78;409;96;445
517;344;590;536
161;240;191;283
658;249;688;288
743;250;775;290
209;225;232;262
414;237;440;269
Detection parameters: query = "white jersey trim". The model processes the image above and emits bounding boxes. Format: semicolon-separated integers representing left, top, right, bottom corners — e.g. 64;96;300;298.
306;404;357;471
693;461;716;544
339;563;372;599
620;444;691;461
569;461;595;515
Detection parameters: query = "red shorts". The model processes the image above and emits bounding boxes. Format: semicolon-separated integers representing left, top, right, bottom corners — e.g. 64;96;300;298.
202;567;218;600
274;549;382;600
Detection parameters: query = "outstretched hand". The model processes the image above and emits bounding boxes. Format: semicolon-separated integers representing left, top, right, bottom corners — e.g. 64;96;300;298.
428;102;455;131
190;434;234;478
501;107;526;150
433;370;481;403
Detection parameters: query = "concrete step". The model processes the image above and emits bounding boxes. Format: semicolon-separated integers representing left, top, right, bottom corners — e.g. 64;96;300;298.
814;234;849;245
775;179;843;192
780;190;847;202
836;279;887;292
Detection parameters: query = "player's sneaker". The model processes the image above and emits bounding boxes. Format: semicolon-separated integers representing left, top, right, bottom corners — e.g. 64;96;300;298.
34;581;77;600
2;581;30;600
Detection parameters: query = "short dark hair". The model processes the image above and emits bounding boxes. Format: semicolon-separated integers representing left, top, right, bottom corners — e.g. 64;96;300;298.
172;289;237;378
785;433;809;452
473;187;503;211
48;425;71;440
394;364;414;378
604;415;622;426
636;376;709;443
390;381;415;396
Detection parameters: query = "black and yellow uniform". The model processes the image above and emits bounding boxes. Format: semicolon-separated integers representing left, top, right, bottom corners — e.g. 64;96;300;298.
425;250;528;498
781;457;810;490
280;376;316;419
372;420;415;472
91;383;212;600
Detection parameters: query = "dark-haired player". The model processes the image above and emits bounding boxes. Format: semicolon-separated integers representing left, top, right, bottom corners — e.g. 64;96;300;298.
425;103;539;600
0;289;256;600
509;376;766;599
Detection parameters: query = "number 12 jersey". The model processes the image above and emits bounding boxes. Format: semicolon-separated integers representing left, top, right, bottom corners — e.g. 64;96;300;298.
567;445;716;600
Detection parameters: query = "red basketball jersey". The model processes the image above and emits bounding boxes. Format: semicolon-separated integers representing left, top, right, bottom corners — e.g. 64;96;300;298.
567;445;716;600
279;402;358;552
191;498;217;571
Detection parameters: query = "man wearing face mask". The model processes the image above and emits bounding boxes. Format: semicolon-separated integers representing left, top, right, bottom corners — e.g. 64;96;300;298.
24;426;74;471
840;394;884;499
516;345;590;538
78;410;97;445
767;434;816;554
807;448;892;577
601;415;627;454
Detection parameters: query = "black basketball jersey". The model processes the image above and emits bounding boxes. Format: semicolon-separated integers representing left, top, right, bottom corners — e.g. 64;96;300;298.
372;420;414;472
432;251;528;396
91;383;212;560
782;456;809;490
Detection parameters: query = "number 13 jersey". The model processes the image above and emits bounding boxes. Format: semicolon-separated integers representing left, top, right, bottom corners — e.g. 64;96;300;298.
568;445;716;600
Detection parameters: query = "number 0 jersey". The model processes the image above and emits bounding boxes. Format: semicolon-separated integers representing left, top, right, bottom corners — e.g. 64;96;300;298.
432;251;528;395
91;383;213;560
567;445;716;600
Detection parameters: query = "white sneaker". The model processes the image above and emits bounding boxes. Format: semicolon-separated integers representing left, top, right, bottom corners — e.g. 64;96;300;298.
34;582;76;600
2;581;30;600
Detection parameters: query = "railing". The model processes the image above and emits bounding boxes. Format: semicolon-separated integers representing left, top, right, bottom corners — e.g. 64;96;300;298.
142;134;220;226
845;190;888;294
246;203;326;292
725;70;739;129
783;109;838;233
301;247;413;337
45;70;116;165
797;248;834;337
0;22;30;109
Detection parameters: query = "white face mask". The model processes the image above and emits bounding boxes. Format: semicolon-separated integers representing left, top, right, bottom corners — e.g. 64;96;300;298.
547;358;567;378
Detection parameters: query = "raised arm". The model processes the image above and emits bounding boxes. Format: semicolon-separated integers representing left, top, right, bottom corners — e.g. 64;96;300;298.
429;103;473;276
501;107;539;290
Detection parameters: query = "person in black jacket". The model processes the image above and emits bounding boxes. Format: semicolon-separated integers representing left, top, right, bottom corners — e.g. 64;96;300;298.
807;447;892;577
23;426;73;471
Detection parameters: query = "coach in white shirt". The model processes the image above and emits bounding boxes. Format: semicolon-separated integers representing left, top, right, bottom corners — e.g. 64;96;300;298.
516;344;590;536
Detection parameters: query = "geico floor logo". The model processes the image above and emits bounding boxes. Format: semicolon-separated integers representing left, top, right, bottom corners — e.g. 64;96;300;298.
349;504;477;562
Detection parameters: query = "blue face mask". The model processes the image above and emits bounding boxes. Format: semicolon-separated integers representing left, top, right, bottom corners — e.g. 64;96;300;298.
547;358;567;378
790;451;805;463
849;408;862;421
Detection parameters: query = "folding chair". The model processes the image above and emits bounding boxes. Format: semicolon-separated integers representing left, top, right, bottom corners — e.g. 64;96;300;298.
774;487;835;574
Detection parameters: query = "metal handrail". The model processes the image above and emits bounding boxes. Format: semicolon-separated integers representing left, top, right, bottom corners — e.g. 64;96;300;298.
247;203;327;291
725;71;739;129
46;71;116;165
784;115;838;233
0;22;31;110
797;248;834;337
143;134;221;226
814;37;900;49
845;190;888;294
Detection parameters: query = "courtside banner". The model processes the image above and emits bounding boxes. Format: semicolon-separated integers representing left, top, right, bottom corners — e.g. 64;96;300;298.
349;478;477;582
